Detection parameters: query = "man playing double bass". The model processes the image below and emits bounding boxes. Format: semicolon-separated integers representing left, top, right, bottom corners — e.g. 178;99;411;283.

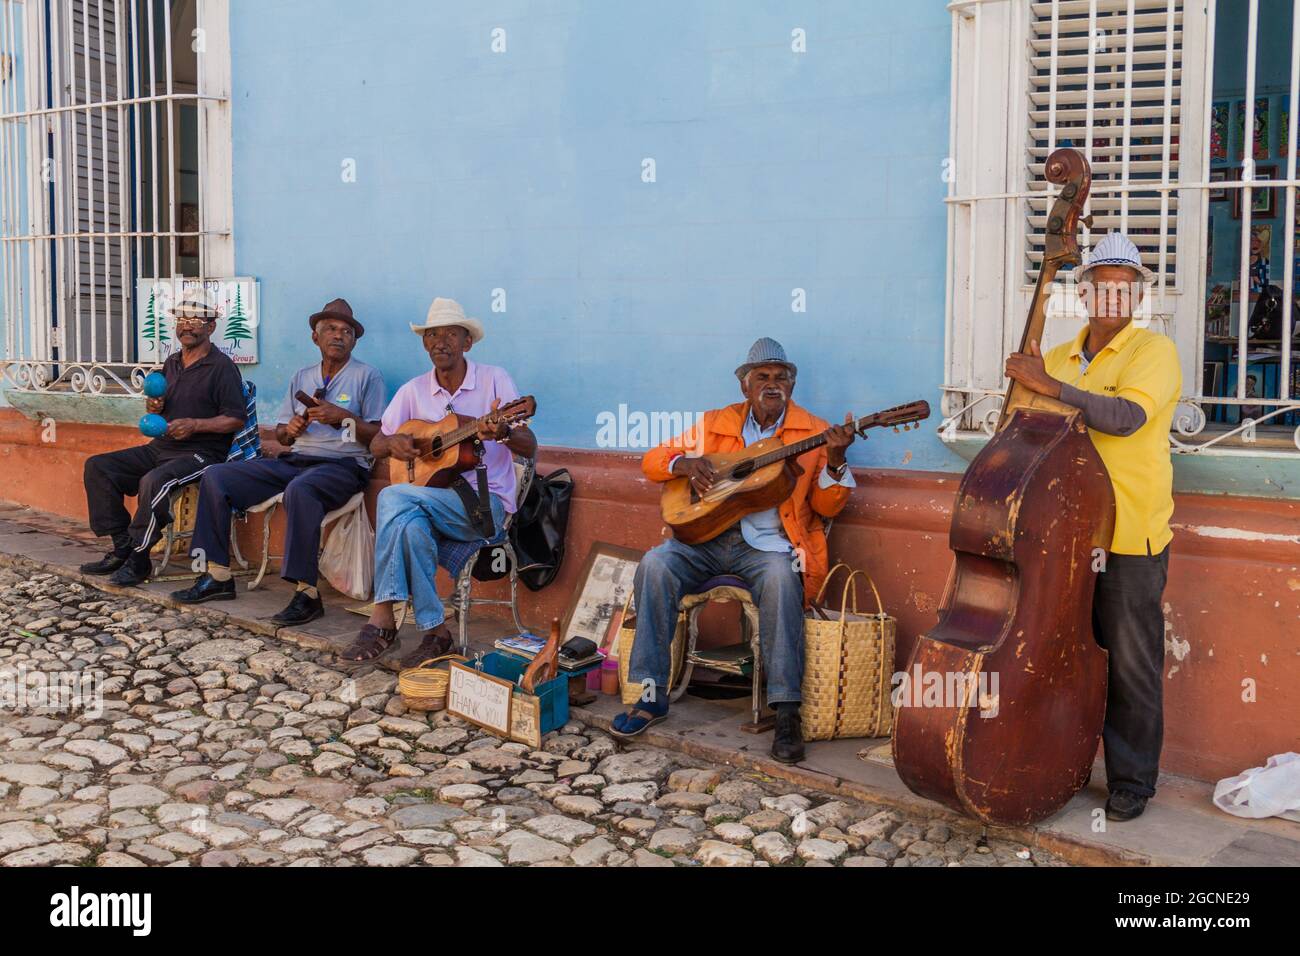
1005;232;1181;822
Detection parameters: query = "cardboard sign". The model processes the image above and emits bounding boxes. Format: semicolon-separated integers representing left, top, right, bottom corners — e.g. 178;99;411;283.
447;663;513;737
509;692;542;749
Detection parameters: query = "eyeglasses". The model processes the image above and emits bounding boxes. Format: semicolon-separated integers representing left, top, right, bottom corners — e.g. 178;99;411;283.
174;316;215;328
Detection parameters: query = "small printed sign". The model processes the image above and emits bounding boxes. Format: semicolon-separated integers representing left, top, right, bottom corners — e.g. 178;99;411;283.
135;277;260;365
447;663;513;738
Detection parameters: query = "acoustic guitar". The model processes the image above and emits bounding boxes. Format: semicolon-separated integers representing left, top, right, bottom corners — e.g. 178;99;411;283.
661;400;930;545
387;395;536;489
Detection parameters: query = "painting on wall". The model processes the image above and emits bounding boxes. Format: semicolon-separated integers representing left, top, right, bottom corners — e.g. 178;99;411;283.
1233;165;1277;220
1234;97;1271;160
1211;101;1230;161
1209;167;1230;202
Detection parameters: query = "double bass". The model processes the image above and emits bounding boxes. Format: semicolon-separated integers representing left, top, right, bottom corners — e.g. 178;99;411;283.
891;148;1115;827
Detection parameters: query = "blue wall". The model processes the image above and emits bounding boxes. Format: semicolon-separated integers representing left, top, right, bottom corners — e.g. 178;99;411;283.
230;0;960;472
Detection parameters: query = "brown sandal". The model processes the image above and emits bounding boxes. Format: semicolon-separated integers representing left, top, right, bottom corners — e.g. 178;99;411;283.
339;624;399;663
399;627;455;670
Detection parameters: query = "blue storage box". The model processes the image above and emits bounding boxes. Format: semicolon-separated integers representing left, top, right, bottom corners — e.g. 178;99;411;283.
478;651;569;740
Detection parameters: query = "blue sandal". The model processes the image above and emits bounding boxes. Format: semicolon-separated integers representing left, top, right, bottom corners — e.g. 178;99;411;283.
610;699;669;738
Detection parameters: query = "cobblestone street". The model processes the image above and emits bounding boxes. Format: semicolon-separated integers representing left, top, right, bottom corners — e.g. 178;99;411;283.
0;567;1066;867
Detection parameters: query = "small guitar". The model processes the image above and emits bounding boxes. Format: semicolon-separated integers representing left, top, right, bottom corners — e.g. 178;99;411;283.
661;400;931;545
387;395;536;489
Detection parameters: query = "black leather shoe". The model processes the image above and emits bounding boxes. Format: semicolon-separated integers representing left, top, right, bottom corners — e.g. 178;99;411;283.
1105;789;1149;822
171;573;237;605
80;549;130;575
270;591;325;627
771;708;806;765
107;552;153;587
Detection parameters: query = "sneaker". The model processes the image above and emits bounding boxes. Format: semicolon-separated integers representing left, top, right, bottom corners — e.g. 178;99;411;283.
1105;789;1149;822
269;590;325;627
80;549;130;576
771;707;805;764
107;552;153;587
170;573;237;605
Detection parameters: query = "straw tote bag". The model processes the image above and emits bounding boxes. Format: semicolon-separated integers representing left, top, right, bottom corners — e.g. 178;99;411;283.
801;563;896;741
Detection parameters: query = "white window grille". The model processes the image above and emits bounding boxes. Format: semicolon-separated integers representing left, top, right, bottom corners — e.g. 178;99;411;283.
942;0;1300;455
0;0;231;399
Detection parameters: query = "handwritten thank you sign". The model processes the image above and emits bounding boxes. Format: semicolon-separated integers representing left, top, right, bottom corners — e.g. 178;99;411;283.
447;663;512;737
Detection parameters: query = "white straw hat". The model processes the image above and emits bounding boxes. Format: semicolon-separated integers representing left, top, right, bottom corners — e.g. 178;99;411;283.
1076;232;1156;285
409;297;485;343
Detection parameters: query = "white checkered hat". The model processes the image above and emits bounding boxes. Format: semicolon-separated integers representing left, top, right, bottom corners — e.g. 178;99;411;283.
1076;232;1155;285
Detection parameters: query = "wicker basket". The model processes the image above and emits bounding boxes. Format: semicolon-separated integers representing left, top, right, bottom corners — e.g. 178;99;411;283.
398;654;467;712
801;563;896;741
613;592;687;706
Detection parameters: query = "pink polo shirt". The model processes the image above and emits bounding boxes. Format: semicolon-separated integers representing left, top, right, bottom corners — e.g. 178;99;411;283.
380;359;522;512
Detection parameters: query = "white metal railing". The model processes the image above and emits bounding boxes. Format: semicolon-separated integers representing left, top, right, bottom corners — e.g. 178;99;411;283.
0;0;228;397
942;0;1300;455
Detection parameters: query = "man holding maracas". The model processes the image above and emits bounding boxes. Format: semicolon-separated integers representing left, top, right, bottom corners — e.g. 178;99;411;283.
80;299;246;586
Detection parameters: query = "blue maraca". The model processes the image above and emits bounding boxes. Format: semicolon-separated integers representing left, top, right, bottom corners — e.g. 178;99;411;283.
139;413;168;438
143;371;167;398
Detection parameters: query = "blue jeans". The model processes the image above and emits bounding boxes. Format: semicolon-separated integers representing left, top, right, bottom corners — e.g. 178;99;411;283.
372;483;506;632
628;527;805;705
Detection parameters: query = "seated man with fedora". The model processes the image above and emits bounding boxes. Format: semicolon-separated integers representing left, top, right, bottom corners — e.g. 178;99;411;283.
612;338;858;764
171;298;386;625
80;299;246;587
339;297;537;667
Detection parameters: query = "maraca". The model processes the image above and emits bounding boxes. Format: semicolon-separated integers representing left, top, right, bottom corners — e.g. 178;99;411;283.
143;371;167;398
139;414;168;438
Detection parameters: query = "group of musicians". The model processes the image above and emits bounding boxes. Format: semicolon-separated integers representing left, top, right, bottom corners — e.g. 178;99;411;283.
76;231;1178;823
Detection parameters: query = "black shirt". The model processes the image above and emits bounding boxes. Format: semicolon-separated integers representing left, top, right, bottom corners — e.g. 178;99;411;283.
153;346;246;462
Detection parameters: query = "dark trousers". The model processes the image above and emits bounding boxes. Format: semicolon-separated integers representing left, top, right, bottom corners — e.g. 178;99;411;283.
83;444;216;554
1093;546;1171;798
191;454;369;586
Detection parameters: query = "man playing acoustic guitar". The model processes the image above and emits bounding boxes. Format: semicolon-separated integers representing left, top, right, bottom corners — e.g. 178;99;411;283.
339;298;537;667
613;338;857;764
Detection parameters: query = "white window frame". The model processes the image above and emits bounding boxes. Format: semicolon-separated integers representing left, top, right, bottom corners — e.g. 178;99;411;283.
941;0;1300;456
0;0;231;398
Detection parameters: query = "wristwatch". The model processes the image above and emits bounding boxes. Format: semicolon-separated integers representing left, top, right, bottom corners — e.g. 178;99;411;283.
826;461;847;480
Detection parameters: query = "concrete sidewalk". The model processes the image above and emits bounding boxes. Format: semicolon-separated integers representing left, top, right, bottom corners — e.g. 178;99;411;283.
1;498;1296;867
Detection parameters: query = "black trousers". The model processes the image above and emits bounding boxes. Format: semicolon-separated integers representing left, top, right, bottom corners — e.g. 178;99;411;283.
191;454;369;586
83;444;216;554
1093;546;1171;798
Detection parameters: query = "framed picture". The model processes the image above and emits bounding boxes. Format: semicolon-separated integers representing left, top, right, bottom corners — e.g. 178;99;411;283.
1233;165;1277;219
1209;168;1230;202
560;543;642;649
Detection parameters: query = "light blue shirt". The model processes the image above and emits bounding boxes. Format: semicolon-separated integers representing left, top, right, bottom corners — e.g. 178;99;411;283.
738;408;857;553
277;359;387;468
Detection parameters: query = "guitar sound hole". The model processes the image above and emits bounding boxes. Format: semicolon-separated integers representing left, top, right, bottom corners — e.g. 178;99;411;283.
730;461;754;480
429;438;443;456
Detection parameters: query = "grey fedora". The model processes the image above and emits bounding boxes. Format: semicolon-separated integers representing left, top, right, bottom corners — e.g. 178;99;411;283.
735;337;797;381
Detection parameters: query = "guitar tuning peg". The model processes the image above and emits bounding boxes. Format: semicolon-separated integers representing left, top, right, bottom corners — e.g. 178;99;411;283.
893;426;900;433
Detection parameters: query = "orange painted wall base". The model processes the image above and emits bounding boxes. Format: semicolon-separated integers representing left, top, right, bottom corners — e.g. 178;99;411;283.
0;408;1296;784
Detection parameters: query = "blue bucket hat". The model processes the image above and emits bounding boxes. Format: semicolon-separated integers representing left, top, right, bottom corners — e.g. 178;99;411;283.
735;337;798;381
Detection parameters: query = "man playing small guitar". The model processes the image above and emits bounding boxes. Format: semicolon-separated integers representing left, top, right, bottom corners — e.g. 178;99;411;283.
340;298;536;667
614;338;857;764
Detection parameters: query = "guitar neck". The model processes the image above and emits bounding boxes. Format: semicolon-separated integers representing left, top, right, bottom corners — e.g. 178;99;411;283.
748;418;863;470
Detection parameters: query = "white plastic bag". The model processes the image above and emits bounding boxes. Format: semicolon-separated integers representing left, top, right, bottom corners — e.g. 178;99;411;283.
318;503;374;601
1213;752;1300;823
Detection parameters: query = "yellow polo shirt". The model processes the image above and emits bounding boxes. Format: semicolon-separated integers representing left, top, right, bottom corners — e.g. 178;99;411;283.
1042;322;1181;556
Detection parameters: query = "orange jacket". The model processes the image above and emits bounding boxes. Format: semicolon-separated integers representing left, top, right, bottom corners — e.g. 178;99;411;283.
642;401;851;607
